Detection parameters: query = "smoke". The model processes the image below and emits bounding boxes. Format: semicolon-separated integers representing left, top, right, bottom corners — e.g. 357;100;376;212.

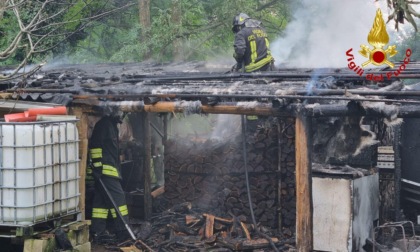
271;0;415;68
168;114;241;141
210;114;241;140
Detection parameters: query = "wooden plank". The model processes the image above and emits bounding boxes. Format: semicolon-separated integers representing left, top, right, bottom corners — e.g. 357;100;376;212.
142;112;152;220
151;186;165;198
217;237;279;250
242;237;279;247
205;214;215;238
295;114;313;252
68;220;91;231
240;222;251;240
163;113;168;145
203;213;233;224
70;107;88;220
144;102;277;116
120;245;142;252
277;120;283;231
185;215;200;225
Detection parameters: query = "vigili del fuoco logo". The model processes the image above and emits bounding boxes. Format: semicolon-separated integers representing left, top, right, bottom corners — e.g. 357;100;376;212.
345;8;412;81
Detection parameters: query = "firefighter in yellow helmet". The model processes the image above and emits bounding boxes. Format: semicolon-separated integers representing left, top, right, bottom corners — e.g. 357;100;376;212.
232;13;274;72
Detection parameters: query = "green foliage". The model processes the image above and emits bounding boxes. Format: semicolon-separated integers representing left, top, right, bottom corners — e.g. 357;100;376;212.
395;32;420;61
1;0;292;65
63;0;86;31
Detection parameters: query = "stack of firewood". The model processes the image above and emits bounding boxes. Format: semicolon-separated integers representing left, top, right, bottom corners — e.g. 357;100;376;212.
142;202;296;251
278;118;296;234
163;117;297;231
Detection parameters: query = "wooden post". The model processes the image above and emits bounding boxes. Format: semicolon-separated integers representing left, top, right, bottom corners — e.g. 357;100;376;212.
70;107;89;220
393;124;402;221
163;113;168;145
142;112;152;220
295;113;313;251
277;119;282;231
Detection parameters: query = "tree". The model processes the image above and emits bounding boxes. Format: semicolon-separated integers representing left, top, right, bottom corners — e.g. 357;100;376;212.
0;0;134;80
171;0;181;60
386;0;420;31
139;0;151;58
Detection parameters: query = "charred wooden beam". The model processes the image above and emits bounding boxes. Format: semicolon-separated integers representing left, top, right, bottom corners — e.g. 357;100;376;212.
71;100;287;116
305;103;420;118
119;71;420;81
14;86;420;101
70;98;420;119
217;237;280;250
393;125;402;221
142;112;152;220
277;121;283;231
295;110;313;252
69;91;420;102
163;113;168;145
69;107;89;220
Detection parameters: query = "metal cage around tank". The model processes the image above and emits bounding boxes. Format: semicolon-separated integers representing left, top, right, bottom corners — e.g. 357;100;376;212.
0;120;80;227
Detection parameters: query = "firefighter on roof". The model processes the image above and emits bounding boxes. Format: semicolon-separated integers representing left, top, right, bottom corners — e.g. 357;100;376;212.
232;13;274;72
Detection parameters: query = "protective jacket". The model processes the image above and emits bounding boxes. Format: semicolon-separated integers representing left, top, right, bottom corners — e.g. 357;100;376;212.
89;116;129;238
233;19;273;72
89;116;121;179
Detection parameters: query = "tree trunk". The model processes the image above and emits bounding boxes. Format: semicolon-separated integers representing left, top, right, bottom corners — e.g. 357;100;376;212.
171;0;182;61
139;0;151;59
0;0;7;19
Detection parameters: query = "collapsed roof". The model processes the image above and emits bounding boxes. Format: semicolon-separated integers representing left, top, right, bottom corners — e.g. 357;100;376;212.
0;61;419;119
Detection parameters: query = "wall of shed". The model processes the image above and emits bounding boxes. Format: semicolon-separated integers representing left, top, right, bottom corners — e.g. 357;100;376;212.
313;174;379;252
313;177;352;251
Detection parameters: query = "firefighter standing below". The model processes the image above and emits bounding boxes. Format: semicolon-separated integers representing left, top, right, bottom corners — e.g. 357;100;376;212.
89;114;130;243
232;13;274;72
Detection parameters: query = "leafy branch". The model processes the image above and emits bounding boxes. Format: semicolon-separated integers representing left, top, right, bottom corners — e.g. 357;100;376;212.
0;0;134;81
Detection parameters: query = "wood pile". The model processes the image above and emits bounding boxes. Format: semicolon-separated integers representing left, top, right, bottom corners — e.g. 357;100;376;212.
278;118;296;235
163;116;297;233
140;202;296;251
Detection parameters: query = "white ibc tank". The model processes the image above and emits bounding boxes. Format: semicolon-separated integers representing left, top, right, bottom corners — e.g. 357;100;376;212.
0;120;79;225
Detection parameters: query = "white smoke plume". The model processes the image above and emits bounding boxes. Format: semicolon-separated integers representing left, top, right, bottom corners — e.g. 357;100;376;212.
271;0;415;68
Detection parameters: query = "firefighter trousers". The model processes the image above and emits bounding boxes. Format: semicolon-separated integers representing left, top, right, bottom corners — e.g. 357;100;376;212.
91;175;129;235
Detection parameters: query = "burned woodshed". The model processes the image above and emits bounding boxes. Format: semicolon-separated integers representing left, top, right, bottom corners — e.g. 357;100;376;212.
1;61;420;251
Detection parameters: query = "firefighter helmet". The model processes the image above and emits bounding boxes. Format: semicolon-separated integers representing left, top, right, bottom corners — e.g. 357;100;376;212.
232;13;250;32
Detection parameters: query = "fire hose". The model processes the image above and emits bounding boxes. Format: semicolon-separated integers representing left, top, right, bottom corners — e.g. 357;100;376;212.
241;115;280;252
93;171;155;252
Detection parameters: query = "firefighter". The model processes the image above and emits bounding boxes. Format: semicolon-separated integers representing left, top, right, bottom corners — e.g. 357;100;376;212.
232;13;274;72
89;113;130;244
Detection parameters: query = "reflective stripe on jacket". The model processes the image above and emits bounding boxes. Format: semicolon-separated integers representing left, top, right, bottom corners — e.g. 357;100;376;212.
89;116;121;179
234;24;273;72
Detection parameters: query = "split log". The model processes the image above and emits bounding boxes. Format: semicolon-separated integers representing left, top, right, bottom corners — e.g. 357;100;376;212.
120;245;142;252
166;202;192;213
217;237;279;250
167;223;196;236
205;214;215;238
185;214;202;226
151;186;165;198
240;222;251;240
203;213;233;224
